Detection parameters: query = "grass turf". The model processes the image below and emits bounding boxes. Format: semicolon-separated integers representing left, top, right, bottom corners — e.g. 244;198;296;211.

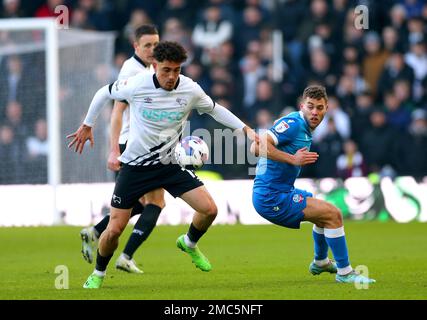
0;221;426;300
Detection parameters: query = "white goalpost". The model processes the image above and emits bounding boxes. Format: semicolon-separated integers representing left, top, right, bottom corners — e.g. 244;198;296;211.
0;18;60;221
0;18;115;225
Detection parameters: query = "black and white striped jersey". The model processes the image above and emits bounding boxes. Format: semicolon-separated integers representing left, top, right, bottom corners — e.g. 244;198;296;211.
108;73;215;166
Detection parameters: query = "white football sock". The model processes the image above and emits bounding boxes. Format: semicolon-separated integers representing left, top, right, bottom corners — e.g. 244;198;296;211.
184;234;196;248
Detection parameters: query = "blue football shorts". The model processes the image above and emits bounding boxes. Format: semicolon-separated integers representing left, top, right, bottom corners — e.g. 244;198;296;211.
252;188;313;229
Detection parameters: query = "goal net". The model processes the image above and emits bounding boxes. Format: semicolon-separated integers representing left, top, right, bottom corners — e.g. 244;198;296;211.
0;19;116;185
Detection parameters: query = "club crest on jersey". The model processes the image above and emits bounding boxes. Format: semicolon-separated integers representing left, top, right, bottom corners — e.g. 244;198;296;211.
274;120;289;133
176;97;188;107
143;97;153;104
292;194;303;203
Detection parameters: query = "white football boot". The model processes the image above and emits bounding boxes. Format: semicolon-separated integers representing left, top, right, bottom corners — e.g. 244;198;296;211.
80;227;98;264
115;254;144;274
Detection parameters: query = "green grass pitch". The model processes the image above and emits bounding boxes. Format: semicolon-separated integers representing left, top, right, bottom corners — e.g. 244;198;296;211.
0;222;426;300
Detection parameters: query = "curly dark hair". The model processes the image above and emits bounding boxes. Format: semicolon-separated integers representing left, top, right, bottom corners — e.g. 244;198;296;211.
153;41;187;63
303;85;328;101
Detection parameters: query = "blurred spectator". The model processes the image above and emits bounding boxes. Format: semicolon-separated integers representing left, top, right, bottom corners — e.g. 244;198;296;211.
119;9;152;55
341;44;361;66
0;55;24;110
157;0;195;29
383;90;412;131
336;139;367;179
0;124;20;184
359;109;398;174
4;101;28;142
162;17;194;64
394;79;415;109
401;0;424;19
35;0;69;18
205;0;236;22
404;33;427;103
251;79;273;118
208;41;239;75
313;95;350;143
331;0;351;44
306;47;337;93
234;5;265;57
192;5;233;65
406;15;424;47
382;26;402;53
255;108;273;130
340;61;369;96
25;118;48;183
362;31;390;99
76;0;113;31
377;49;415;101
298;0;331;45
342;5;364;47
1;0;25;18
309;21;338;60
183;60;211;92
70;6;92;29
388;4;408;42
278;0;306;78
239;52;266;112
395;108;427;178
312;118;343;178
126;0;162;23
0;53;46;124
350;91;375;144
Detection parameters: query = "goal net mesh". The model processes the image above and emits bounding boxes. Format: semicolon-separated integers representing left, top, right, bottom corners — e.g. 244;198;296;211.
0;27;115;184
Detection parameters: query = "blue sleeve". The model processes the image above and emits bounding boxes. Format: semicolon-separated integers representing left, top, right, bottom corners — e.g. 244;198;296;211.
268;118;299;145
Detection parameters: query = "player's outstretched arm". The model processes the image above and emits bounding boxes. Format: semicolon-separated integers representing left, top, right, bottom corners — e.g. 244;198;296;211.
66;84;112;153
251;133;318;166
66;124;94;154
242;126;259;142
206;104;258;141
108;101;127;171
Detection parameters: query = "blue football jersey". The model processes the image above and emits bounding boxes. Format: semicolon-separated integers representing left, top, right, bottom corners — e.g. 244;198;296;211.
253;111;312;193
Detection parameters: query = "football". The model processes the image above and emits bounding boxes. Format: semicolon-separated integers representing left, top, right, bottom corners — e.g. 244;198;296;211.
174;136;209;169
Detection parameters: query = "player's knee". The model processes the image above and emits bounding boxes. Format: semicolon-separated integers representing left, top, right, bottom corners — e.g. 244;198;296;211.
203;201;218;219
106;225;125;240
327;205;343;225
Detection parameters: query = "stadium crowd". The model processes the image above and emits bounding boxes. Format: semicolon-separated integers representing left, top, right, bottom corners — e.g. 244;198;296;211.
0;0;426;183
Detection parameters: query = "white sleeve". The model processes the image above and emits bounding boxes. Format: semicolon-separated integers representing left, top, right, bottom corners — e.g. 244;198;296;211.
206;103;246;130
83;85;111;127
194;84;215;114
83;75;139;127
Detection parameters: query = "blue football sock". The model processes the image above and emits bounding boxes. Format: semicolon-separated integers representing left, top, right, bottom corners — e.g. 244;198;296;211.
312;225;328;262
324;227;352;275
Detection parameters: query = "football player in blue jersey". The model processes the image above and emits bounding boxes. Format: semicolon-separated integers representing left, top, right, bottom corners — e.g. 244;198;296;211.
251;85;375;284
